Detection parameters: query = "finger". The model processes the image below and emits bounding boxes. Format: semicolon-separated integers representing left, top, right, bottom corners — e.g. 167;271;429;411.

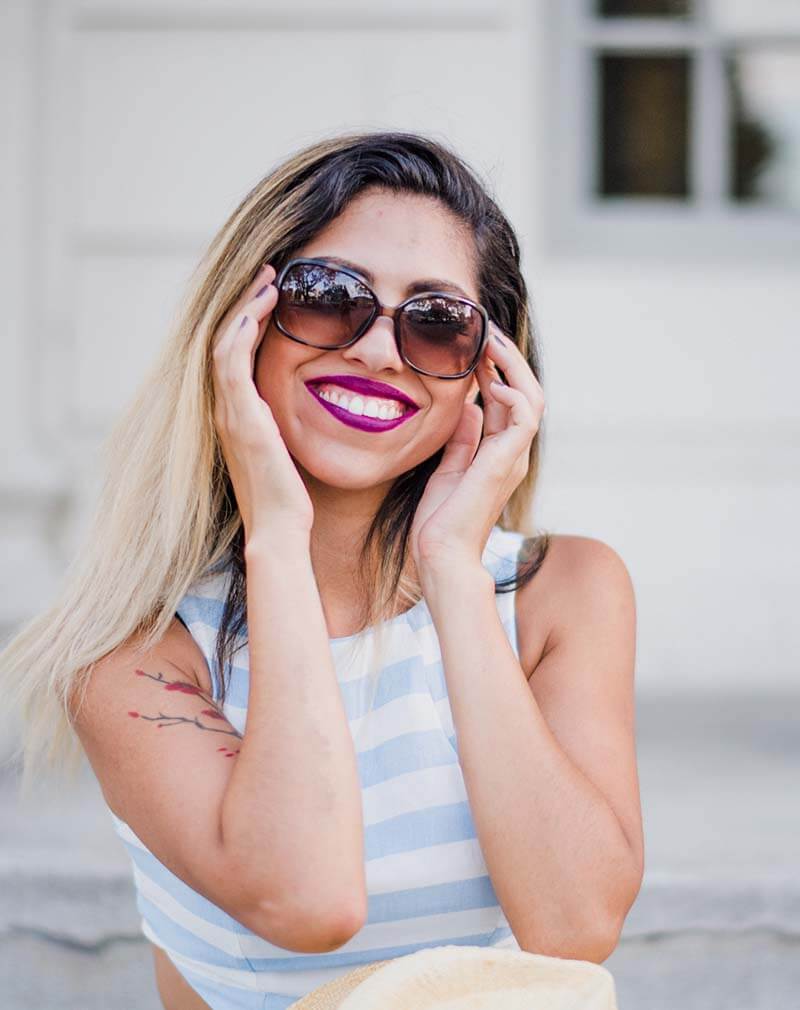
251;261;276;292
217;283;278;387
213;286;279;435
242;283;280;376
214;263;277;361
474;349;509;437
233;276;279;354
226;303;279;430
488;379;540;434
484;324;545;415
436;402;484;476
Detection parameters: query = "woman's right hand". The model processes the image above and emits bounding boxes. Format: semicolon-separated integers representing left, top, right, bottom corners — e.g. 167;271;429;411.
211;263;314;545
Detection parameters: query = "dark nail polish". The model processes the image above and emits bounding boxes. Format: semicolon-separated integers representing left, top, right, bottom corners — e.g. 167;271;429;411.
239;315;248;329
255;284;269;297
493;333;504;345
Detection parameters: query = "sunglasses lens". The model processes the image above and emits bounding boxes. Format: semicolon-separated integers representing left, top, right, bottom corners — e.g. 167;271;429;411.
276;262;374;347
400;297;484;376
275;261;484;376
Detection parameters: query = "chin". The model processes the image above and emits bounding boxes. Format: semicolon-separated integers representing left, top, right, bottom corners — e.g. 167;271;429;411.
291;445;406;491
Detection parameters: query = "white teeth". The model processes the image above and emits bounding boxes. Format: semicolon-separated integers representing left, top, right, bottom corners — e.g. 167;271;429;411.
316;384;408;420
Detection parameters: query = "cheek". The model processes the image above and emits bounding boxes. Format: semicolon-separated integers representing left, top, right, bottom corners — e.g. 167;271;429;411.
415;394;470;448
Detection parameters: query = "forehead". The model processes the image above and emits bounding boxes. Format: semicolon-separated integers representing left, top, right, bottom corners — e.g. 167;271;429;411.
298;188;478;301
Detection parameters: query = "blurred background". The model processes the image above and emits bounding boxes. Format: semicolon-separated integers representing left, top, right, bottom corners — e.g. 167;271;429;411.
1;0;797;1007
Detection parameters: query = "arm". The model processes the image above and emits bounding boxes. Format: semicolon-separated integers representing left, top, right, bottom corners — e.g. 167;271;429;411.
203;264;366;947
220;534;367;938
421;537;643;963
72;546;366;955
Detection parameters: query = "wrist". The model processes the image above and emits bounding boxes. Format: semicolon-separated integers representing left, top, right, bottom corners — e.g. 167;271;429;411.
419;557;494;601
244;527;311;563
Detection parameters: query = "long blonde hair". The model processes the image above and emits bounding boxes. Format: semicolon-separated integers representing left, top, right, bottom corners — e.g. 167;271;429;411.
0;128;550;799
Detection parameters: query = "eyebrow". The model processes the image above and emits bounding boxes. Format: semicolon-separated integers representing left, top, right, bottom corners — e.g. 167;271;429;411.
320;255;472;300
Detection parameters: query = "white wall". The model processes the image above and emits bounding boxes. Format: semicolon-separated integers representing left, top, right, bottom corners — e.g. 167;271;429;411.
1;0;797;699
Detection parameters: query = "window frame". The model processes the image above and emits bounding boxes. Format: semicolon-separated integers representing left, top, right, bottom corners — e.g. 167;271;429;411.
544;0;800;259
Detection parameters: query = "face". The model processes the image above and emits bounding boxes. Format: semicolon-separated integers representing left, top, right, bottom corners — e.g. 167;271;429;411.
254;187;485;492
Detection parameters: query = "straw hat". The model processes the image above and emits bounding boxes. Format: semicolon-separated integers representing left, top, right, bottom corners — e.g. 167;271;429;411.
288;943;618;1009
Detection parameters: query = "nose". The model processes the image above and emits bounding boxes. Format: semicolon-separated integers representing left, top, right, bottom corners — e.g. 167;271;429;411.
340;308;405;373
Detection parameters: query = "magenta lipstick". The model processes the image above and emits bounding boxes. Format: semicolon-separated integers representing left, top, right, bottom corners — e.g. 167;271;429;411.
306;384;418;433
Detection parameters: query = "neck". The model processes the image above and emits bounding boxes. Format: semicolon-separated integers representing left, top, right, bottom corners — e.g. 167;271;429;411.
301;468;387;601
295;466;420;625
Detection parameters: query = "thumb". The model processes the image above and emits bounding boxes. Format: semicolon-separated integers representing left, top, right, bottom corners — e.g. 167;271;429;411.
434;401;483;477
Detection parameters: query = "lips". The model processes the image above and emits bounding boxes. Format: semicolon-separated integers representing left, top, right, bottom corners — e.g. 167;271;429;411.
305;374;419;409
305;383;418;433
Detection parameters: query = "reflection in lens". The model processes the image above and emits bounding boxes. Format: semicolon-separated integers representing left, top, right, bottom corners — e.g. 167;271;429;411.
277;263;374;346
401;297;482;376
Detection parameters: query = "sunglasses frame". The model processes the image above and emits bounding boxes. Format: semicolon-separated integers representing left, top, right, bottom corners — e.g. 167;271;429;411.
270;256;490;380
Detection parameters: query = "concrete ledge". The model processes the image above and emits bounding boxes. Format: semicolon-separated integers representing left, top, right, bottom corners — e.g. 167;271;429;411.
0;872;141;947
626;870;800;937
1;874;798;1010
2;865;798;947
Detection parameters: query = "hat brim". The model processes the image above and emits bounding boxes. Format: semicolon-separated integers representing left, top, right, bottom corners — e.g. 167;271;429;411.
288;958;391;1009
288;945;618;1010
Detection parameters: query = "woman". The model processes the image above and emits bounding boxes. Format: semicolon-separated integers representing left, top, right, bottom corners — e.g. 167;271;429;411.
0;130;642;1010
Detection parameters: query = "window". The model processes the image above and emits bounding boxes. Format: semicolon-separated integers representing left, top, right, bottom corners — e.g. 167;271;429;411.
546;0;800;256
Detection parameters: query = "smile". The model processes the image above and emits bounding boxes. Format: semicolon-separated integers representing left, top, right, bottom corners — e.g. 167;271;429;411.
305;382;419;433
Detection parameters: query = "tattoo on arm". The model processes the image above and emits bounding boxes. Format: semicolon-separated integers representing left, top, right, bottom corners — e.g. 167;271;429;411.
127;668;242;758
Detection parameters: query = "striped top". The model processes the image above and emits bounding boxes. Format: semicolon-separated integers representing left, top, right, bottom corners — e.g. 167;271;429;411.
106;524;528;1010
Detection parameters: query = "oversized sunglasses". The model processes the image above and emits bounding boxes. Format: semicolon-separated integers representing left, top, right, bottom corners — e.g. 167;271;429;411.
270;257;490;380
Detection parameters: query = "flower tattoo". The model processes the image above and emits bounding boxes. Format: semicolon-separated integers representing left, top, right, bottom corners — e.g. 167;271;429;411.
127;668;241;758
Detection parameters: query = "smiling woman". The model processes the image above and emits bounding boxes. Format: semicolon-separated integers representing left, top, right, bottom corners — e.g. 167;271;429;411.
0;129;640;1010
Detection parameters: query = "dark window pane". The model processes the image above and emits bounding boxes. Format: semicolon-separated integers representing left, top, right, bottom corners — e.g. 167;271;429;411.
598;0;691;16
598;54;690;197
728;47;800;209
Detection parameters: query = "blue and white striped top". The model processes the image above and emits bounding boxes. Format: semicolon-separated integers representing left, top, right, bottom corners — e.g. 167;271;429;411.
107;524;528;1010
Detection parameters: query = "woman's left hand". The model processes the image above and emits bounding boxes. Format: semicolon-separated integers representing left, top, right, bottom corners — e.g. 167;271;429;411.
409;322;545;578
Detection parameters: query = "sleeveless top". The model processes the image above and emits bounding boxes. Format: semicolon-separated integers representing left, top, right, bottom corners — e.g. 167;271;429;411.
106;524;529;1010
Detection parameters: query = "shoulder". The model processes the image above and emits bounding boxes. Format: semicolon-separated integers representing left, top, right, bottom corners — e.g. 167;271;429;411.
541;534;633;591
515;534;636;674
68;616;213;726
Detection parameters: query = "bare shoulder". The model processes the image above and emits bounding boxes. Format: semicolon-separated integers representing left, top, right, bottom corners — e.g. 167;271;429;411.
515;533;643;890
68;615;214;726
515;534;635;679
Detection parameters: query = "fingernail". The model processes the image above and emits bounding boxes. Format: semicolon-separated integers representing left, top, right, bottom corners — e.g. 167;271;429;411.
239;314;248;329
255;284;269;297
493;332;505;346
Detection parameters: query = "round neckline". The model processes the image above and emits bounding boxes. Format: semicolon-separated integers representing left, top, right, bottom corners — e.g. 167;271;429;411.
211;525;511;645
329;594;428;644
327;525;509;644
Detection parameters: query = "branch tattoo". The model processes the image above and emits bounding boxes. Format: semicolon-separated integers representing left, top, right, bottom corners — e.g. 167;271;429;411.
128;668;241;758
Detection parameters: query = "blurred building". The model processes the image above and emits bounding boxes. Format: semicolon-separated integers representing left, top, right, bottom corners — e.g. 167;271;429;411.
2;0;798;698
4;0;798;703
1;3;798;1008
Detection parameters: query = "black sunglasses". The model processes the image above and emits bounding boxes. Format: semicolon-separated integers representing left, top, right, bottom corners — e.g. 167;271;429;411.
270;257;489;380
